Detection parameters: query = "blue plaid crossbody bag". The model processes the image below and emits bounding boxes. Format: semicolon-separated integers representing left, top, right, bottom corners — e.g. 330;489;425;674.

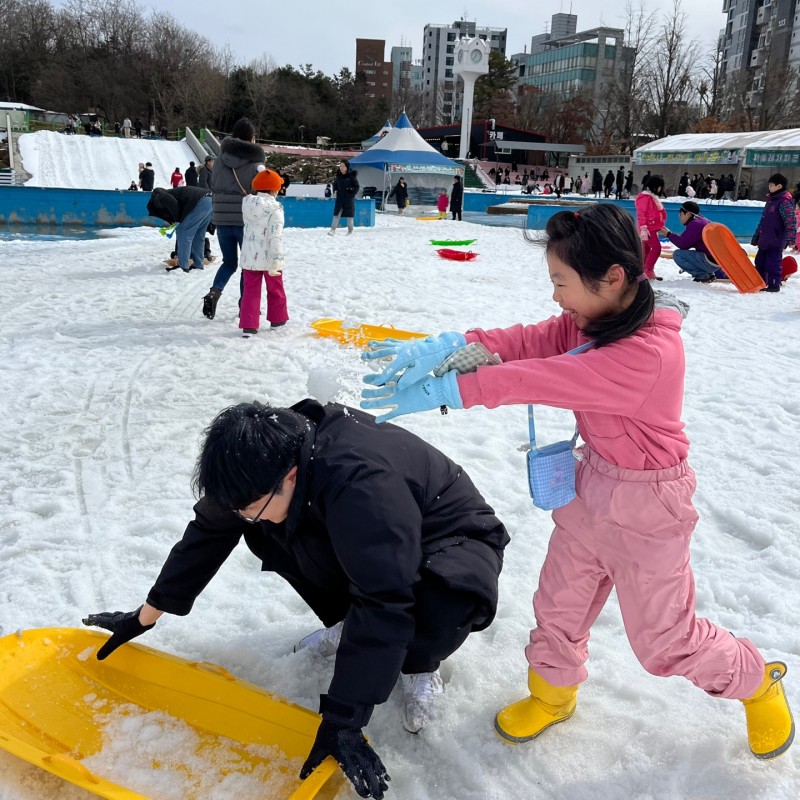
526;342;594;511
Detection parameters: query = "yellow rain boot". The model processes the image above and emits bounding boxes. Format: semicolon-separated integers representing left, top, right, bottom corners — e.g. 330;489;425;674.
495;669;578;744
741;661;794;759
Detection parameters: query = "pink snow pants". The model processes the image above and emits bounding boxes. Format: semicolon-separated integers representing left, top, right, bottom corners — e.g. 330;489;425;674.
643;231;662;277
526;447;764;700
239;270;289;331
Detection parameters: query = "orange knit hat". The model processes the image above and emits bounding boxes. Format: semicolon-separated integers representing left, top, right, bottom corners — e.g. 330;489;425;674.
252;168;283;193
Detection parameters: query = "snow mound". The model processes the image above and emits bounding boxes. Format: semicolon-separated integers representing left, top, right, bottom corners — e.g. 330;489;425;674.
18;130;198;191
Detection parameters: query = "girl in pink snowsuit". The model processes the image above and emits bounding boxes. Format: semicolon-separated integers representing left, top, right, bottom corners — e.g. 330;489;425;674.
635;174;667;280
360;203;793;760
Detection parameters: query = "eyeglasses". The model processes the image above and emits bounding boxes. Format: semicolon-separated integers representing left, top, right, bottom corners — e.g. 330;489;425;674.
235;485;278;524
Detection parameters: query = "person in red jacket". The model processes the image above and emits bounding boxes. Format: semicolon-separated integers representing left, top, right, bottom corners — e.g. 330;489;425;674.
634;174;667;280
170;167;184;188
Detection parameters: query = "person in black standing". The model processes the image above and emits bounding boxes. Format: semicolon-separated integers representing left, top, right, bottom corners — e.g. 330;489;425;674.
139;162;155;192
387;176;408;215
328;159;359;235
615;166;625;199
184;161;199;187
198;156;215;190
450;175;464;221
134;117;143;139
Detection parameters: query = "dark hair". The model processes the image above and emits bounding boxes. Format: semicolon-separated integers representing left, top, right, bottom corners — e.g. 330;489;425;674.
192;402;307;510
645;175;665;196
769;172;787;188
231;117;256;141
526;204;655;347
680;200;700;216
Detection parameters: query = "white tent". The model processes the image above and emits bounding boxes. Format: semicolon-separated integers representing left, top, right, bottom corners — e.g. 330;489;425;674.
633;128;800;196
361;119;392;149
349;112;463;208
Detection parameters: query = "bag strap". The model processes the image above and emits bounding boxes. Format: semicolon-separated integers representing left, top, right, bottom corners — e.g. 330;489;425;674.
527;341;595;451
232;167;248;196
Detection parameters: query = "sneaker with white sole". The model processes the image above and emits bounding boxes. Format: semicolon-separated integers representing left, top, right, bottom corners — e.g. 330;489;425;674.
293;620;343;659
400;670;445;734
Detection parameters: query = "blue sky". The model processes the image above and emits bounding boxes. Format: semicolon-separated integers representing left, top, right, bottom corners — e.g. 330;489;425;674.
61;1;728;74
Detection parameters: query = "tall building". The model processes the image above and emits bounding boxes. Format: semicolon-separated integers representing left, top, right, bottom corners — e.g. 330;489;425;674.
421;20;508;124
391;45;413;93
719;0;798;112
511;14;633;107
356;39;393;103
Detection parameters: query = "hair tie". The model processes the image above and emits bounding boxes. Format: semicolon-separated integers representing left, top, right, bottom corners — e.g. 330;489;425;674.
573;212;580;219
636;273;648;283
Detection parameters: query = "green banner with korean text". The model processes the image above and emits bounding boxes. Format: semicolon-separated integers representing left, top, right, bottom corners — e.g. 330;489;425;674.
634;149;739;166
745;149;800;168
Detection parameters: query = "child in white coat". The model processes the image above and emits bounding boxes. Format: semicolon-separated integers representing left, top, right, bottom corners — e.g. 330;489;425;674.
239;168;289;336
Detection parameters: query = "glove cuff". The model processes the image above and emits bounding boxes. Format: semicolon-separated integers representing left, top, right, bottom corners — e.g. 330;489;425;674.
440;370;464;410
319;694;374;729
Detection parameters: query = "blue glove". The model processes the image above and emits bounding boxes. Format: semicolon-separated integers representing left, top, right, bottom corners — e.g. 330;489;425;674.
360;371;463;423
361;332;466;388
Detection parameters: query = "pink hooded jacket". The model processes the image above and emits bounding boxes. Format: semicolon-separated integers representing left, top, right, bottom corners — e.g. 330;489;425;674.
458;299;690;471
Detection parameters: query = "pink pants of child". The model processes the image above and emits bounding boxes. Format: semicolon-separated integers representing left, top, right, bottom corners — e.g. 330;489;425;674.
643;231;661;277
526;447;764;700
239;270;288;331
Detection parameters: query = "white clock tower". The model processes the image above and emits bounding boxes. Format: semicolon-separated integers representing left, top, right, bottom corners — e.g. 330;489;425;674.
453;37;491;160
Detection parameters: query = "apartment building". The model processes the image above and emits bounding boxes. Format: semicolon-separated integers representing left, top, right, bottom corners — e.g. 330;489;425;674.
719;0;799;110
511;14;633;107
421;19;507;124
356;39;393;103
390;45;424;93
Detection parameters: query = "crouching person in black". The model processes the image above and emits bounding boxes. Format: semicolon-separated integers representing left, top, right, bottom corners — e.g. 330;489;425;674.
84;399;509;800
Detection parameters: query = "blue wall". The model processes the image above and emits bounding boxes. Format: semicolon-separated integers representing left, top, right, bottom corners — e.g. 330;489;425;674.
0;187;375;229
525;197;763;239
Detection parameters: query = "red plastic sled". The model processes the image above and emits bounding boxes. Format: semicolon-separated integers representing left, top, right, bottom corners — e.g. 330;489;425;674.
436;248;478;261
782;255;797;281
701;223;766;294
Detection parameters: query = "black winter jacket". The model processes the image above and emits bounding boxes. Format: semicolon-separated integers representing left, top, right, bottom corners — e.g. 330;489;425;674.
139;168;155;192
210;137;265;226
147;399;508;726
387;180;408;208
146;186;211;224
184;165;199;187
198;165;213;190
332;169;360;217
450;179;464;211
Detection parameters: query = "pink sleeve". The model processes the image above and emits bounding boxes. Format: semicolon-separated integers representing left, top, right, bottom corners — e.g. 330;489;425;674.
464;314;577;362
457;336;662;413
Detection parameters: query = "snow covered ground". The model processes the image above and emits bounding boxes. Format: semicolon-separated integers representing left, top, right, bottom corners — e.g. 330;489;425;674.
0;211;798;800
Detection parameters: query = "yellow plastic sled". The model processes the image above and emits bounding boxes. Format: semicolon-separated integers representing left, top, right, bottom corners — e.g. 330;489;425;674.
0;628;342;800
311;317;428;348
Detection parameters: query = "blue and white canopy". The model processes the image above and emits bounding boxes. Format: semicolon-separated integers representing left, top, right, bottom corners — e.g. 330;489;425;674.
350;113;463;203
351;113;463;175
361;119;393;149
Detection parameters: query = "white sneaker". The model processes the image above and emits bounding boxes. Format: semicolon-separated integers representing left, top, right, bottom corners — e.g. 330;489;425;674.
293;621;343;658
400;670;445;734
327;229;335;236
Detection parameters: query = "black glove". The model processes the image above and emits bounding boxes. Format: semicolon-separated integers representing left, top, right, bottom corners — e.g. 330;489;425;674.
300;719;390;800
82;606;155;660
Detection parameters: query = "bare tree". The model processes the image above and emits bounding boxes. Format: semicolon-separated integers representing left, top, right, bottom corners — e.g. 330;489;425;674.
596;0;655;153
643;0;699;139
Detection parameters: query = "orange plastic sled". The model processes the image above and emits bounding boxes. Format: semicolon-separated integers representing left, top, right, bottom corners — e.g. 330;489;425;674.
701;222;766;293
0;628;342;800
311;318;428;348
